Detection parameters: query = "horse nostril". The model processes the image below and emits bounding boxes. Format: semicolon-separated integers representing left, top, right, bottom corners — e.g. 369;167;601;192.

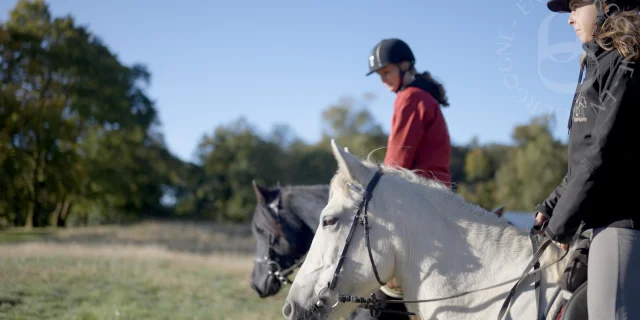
282;302;293;317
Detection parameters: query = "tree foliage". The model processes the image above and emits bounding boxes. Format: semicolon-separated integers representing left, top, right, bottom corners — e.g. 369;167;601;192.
493;116;568;210
1;0;181;227
0;1;569;227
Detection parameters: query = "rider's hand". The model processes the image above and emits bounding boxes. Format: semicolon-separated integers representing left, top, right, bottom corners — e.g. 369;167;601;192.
533;212;548;235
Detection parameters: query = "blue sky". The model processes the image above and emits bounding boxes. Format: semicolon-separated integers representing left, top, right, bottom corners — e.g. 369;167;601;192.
1;0;586;162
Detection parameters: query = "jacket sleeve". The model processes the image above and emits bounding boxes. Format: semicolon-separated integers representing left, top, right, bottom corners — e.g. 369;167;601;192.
545;61;636;243
383;93;428;169
534;174;570;219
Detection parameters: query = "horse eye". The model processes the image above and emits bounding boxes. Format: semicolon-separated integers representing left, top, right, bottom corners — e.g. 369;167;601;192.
322;217;338;228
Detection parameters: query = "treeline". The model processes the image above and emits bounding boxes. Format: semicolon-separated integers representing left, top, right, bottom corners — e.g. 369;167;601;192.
0;0;568;228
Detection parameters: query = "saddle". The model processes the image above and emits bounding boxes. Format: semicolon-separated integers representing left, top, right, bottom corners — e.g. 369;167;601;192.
553;236;591;320
559;282;588;320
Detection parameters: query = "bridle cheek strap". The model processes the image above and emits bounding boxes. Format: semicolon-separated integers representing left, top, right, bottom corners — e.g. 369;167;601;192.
327;169;385;291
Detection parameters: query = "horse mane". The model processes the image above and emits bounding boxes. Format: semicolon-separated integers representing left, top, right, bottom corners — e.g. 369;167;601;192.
329;157;514;229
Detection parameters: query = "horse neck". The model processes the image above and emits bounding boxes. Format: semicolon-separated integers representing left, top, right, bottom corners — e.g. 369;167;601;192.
283;184;329;232
374;179;538;300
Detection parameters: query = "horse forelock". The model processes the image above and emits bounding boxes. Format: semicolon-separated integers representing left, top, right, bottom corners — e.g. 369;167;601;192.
252;187;311;238
252;202;284;237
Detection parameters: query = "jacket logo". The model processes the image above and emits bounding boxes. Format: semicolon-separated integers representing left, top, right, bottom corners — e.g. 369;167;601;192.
573;93;588;123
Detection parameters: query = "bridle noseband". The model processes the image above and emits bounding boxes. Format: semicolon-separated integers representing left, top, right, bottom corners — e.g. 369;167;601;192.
254;250;304;286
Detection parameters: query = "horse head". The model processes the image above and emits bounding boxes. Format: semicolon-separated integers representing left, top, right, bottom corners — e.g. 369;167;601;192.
282;140;404;319
249;180;315;298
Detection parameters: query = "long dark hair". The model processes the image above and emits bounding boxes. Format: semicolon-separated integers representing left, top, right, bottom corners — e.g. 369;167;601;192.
596;9;640;61
414;70;450;107
574;0;640;64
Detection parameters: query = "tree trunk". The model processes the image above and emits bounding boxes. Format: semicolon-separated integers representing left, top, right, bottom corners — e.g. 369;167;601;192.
25;134;42;229
24;202;34;230
29;164;41;228
57;198;71;227
32;191;42;228
48;201;62;228
28;71;52;228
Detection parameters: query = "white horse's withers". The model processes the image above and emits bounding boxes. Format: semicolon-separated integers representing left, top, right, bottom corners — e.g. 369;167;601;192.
282;140;569;320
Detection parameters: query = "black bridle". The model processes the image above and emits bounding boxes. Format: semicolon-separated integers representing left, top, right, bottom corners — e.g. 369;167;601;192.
254;253;304;286
312;168;570;319
313;169;393;316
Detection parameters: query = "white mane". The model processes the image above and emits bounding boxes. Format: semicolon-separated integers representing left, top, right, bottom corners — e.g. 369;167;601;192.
328;158;515;232
283;140;568;320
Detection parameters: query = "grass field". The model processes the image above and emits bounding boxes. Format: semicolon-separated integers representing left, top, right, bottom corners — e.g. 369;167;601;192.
0;221;290;320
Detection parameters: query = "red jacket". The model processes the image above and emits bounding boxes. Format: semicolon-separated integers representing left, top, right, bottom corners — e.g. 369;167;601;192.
383;85;452;186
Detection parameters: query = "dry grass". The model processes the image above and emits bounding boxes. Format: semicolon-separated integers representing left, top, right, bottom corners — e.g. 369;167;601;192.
4;220;258;254
0;221;289;320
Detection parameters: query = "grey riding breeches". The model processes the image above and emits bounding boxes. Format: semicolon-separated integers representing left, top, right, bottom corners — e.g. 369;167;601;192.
587;226;640;320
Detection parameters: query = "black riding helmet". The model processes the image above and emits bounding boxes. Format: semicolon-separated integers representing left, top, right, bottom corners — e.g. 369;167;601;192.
547;0;640;13
366;38;415;76
547;0;640;36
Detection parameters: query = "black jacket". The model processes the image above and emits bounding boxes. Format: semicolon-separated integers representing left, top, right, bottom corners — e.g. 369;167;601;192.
535;40;640;243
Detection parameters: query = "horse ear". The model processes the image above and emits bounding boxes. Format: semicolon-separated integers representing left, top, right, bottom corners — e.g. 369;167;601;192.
253;179;281;205
330;139;371;184
492;206;505;217
268;190;281;210
252;180;267;203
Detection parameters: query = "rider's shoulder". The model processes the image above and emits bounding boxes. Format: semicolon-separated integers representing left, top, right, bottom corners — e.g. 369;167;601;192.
395;86;438;109
587;41;636;69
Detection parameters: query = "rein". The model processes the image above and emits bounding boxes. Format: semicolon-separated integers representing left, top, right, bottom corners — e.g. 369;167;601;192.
313;168;570;319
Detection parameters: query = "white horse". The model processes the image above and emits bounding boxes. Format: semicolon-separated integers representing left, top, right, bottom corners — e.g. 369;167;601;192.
282;140;570;320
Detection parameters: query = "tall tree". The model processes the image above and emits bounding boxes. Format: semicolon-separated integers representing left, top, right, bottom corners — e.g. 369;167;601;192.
319;94;388;162
457;146;498;209
494;116;568;211
192;118;285;222
0;0;168;227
